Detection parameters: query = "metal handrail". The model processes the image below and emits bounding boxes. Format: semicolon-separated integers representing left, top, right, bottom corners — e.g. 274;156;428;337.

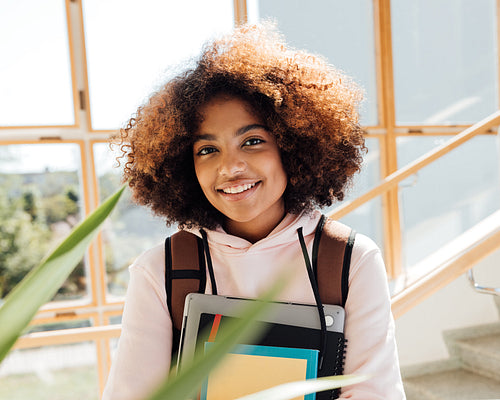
467;269;500;296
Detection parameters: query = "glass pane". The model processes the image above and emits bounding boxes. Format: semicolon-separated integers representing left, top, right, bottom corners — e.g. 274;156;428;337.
83;0;234;130
325;138;384;252
93;143;173;297
392;0;498;125
107;316;121;360
0;144;86;301
0;0;74;126
397;135;500;273
248;0;378;126
0;341;99;400
108;315;122;325
27;319;92;334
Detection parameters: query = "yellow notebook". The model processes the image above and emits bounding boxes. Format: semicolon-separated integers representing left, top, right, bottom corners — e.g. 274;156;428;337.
201;343;318;400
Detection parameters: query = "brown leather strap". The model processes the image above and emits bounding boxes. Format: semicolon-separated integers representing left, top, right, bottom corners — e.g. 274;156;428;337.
167;231;206;332
315;218;353;306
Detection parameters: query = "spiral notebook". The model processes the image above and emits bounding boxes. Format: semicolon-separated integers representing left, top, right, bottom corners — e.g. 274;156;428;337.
177;294;347;400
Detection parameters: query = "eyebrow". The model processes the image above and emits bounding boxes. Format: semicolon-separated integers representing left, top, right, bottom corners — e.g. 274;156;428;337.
194;124;268;142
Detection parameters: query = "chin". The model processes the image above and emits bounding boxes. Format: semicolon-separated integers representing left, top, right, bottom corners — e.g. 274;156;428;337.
225;213;259;223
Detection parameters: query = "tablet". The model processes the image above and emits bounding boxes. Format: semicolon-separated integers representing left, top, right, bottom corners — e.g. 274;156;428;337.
177;294;346;400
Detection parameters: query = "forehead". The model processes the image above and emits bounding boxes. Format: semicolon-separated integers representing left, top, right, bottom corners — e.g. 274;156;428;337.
197;95;262;129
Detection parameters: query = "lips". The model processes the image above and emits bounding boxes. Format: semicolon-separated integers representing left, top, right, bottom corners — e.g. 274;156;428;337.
217;180;261;200
220;182;257;194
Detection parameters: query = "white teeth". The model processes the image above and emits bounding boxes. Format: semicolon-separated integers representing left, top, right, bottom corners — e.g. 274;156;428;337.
222;182;256;194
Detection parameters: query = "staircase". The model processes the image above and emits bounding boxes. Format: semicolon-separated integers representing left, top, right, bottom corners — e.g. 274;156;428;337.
403;298;500;399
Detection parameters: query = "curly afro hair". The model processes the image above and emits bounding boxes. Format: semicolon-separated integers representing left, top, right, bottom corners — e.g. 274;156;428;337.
117;23;366;229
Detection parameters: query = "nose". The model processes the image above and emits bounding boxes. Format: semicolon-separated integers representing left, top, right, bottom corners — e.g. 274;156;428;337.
218;151;246;176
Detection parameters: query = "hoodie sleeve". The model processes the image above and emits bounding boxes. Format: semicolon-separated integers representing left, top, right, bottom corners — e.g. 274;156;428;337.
102;245;172;400
339;234;406;400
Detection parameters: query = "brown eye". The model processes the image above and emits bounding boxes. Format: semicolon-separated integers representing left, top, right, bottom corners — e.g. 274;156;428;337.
197;146;217;156
243;138;264;146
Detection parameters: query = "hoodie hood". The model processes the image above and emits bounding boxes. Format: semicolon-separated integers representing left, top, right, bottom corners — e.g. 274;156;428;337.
187;210;322;255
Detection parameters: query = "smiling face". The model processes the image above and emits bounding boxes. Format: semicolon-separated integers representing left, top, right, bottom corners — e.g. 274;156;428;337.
193;96;288;242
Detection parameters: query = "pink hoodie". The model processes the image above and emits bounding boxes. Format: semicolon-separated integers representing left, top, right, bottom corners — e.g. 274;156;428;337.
103;210;406;399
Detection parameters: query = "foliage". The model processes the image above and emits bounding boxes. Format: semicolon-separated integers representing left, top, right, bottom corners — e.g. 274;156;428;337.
235;375;368;400
0;172;83;299
0;185;126;362
0;159;170;300
0;191;51;298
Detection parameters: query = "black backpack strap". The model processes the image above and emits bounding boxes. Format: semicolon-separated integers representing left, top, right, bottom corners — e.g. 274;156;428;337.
312;215;356;307
342;229;356;306
165;230;206;357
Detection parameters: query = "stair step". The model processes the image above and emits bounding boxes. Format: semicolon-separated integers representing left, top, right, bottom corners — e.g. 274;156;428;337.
453;333;500;381
404;368;500;400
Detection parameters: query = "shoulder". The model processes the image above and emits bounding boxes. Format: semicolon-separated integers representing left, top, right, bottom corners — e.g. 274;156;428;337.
320;221;386;286
321;218;380;260
133;241;165;267
352;232;381;259
349;232;388;288
129;241;165;286
131;230;202;280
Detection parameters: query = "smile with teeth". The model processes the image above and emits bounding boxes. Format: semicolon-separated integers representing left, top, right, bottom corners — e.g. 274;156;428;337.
220;182;258;194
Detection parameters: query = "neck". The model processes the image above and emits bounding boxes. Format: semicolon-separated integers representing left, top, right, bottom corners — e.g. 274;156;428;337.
224;210;286;243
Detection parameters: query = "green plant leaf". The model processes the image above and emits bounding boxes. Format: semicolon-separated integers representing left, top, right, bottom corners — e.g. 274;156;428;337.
235;374;370;400
0;185;126;362
146;278;290;400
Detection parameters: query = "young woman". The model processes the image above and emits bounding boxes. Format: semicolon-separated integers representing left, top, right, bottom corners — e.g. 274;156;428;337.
103;24;406;400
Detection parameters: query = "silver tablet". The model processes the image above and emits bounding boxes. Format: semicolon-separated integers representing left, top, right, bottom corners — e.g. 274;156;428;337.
177;293;345;372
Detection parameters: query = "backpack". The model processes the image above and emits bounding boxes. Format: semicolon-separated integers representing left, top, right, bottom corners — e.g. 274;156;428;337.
164;214;355;397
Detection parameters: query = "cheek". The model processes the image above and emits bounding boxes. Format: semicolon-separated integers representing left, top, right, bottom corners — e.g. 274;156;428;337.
260;156;287;200
194;162;213;196
277;167;288;194
270;154;288;188
193;162;206;189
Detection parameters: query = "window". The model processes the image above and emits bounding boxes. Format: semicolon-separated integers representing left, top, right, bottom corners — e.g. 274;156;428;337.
1;1;498;397
249;0;379;126
0;0;75;127
392;0;498;125
1;1;236;397
92;142;172;298
0;143;86;301
83;0;234;130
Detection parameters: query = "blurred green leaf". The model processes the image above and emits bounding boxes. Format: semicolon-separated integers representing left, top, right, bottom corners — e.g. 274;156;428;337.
0;185;126;362
235;374;369;400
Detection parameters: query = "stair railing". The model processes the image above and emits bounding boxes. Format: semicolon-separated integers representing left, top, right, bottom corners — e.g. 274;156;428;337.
327;110;500;221
391;209;500;318
325;110;500;318
467;269;500;297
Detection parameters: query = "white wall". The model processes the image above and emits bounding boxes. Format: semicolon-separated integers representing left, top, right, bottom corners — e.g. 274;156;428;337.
395;248;500;367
